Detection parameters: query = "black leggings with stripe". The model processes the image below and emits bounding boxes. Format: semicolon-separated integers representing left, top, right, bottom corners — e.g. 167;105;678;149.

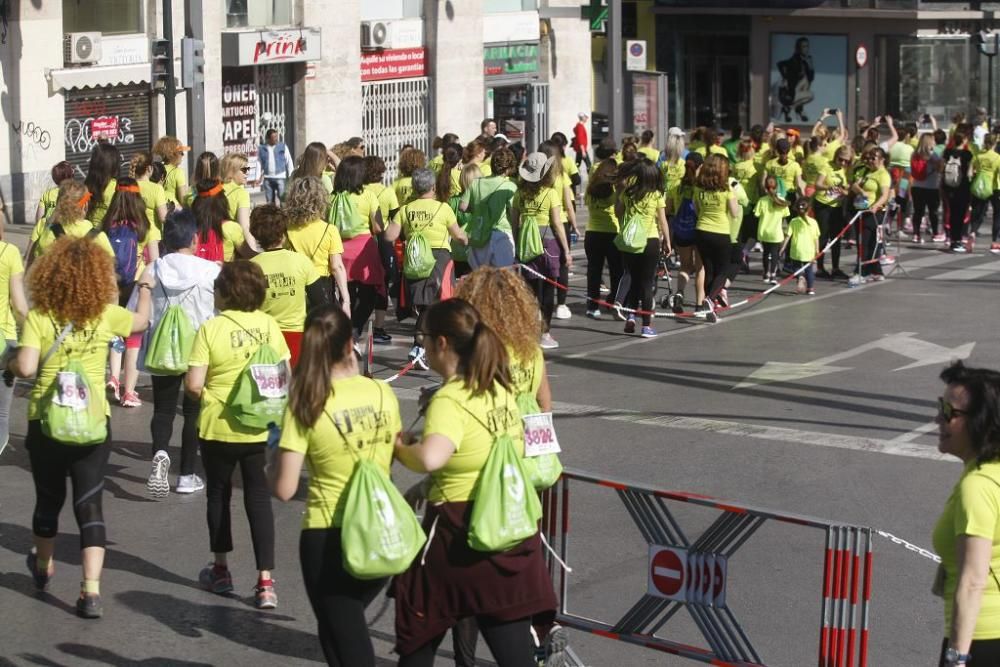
26;419;111;549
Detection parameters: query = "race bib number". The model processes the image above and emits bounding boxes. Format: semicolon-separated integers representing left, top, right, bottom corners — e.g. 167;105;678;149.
251;364;289;399
523;412;561;457
53;371;88;410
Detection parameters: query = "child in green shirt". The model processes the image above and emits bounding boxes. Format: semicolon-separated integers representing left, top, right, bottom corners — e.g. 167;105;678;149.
782;197;821;295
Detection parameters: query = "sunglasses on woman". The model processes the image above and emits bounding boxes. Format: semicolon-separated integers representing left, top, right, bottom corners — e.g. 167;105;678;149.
937;397;968;421
240;166;251;174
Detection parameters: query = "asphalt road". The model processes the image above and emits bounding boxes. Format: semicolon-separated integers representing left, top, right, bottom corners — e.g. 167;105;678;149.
1;220;997;667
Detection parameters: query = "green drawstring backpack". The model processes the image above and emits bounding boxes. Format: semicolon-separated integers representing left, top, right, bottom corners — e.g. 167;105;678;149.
613;206;648;254
223;315;290;430
328;191;362;238
41;324;107;445
144;281;196;375
466;180;505;249
517;214;543;262
334;383;426;579
458;397;542;552
450;195;470;263
404;205;444;280
515;391;563;491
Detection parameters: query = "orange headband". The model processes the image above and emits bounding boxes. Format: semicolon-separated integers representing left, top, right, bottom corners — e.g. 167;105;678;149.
116;184;141;194
199;182;224;197
77;191;92;207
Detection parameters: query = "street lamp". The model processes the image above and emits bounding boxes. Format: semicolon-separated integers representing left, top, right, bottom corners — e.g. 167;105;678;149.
973;30;999;126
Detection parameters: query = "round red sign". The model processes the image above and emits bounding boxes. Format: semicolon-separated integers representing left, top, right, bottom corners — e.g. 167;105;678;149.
650;549;685;597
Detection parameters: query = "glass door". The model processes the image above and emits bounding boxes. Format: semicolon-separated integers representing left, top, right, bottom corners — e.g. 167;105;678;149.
685;56;748;129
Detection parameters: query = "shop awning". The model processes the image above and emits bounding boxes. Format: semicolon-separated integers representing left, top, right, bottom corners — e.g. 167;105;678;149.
46;63;158;92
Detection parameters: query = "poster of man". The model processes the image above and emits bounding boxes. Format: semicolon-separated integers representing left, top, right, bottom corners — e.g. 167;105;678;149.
769;34;847;124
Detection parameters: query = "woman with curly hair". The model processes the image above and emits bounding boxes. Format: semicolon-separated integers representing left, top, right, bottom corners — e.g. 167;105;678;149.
84;142;121;227
28;180;115;265
395;148;427;206
283;176;350;316
7;237;150;618
190;180;250;263
153;136;191;207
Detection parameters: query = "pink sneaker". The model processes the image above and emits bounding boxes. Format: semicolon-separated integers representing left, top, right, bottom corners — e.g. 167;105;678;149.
106;377;121;402
120;391;142;408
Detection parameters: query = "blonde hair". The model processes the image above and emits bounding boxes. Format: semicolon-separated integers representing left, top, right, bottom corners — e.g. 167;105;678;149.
284;176;329;226
51;180;90;227
459;163;482;192
916;133;936;158
454;266;542;363
220;153;248;182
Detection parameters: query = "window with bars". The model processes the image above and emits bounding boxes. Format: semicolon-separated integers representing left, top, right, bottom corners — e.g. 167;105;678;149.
226;0;293;28
362;78;432;182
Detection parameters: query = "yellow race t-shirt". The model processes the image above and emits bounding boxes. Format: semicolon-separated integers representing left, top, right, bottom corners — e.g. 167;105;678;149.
251;249;321;332
973;151;1000;185
138;180;168;233
422;378;524;502
803;153;829;186
286;219;345;277
513;187;561;233
860;167;891;205
399;198;458;249
639;146;660;162
585;193;618;233
823;139;843;162
280;376;401;529
694;187;732;235
223;182;251;220
163;164;187;207
220;220;246;262
428;155;444;174
754;196;789;244
365;182;400;223
20;306;133;420
0;242;24;340
34;219;115;258
40;186;59;220
765;158;802;193
815;166;848;207
787;215;820;262
732;159;760;204
87;179;117;228
509;346;544;399
661;159;686;200
394;177;415;206
933;461;1000;640
188;310;291;442
621;190;666;238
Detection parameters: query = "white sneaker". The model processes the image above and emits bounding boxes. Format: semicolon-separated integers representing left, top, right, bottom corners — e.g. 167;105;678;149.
554;304;572;320
408;345;428;370
585;310;601;319
540;333;560;349
176;474;205;494
147;451;171;499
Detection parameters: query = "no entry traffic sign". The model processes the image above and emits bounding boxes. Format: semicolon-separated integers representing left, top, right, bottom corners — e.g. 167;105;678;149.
648;546;687;601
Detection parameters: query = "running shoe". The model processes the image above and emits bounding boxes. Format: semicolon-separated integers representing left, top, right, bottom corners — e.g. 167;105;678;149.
408;345;428;370
540;333;560;350
807;289;816;295
952;244;967;253
716;289;729;308
585;310;601;319
26;550;52;591
703;299;718;324
120;391;142;408
106;376;120;403
599;284;610;294
991;242;1000;254
176;474;205;494
879;255;896;266
769;277;778;285
544;623;570;667
624;316;636;334
933;233;947;243
832;269;850;280
912;235;922;244
372;328;392;344
554;304;572;320
871;274;886;281
670;293;684;314
76;593;103;619
147;451;171;499
199;564;234;594
752;242;763;253
613;303;627;321
254;580;278;610
815;268;831;280
761;275;770;283
640;326;657;339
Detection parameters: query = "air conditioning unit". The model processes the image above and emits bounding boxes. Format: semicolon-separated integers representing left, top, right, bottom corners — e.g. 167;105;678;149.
361;21;392;50
64;32;103;65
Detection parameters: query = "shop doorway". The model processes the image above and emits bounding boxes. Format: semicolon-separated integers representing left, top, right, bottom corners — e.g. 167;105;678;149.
687;55;747;130
487;83;548;151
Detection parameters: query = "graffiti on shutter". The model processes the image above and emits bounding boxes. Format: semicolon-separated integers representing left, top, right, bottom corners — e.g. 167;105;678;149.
64;85;152;178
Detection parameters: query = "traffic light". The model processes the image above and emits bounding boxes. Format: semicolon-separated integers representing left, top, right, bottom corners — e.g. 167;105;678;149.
151;38;171;91
181;37;205;88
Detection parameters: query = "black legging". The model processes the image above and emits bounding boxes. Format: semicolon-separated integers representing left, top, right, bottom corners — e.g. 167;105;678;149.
762;242;783;277
695;229;731;300
944;188;971;246
398;616;536;667
26;419;111;549
200;440;274;570
299;528;387;667
858;211;883;277
813;200;844;271
151;373;200;475
349;282;377;334
970;192;1000;237
621;238;659;326
584;230;623;311
526;278;555;332
911;187;940;237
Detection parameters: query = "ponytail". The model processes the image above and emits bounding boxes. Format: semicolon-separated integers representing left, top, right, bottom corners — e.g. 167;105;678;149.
288;304;355;427
424;299;511;396
435;144;462;203
129;151;154;179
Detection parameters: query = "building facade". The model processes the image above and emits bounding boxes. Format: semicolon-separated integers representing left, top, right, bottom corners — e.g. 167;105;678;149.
595;0;1000;138
0;0;591;225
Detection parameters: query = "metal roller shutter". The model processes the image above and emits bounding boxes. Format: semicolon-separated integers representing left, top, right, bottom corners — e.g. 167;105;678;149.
64;84;153;179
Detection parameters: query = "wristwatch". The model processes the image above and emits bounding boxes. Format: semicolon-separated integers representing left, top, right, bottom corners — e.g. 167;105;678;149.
944;647;971;665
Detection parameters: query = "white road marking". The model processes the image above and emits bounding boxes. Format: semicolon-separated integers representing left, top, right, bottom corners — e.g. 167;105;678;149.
927;259;1000;281
394;388;950;462
898;251;974;269
889;420;939;443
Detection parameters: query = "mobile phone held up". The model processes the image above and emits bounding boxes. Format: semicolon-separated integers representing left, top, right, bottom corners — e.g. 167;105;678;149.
824;108;839;115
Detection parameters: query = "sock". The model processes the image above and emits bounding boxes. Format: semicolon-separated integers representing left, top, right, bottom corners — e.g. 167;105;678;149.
36;555;52;573
81;579;100;595
258;577;273;587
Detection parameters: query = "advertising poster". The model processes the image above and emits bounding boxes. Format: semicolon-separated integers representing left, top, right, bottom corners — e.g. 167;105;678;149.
221;67;260;179
769;33;847;125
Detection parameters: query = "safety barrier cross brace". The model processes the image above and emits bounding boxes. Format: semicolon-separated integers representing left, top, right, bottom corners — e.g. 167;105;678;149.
539;469;874;667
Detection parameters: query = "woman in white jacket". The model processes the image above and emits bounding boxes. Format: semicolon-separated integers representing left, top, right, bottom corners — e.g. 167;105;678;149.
139;210;221;497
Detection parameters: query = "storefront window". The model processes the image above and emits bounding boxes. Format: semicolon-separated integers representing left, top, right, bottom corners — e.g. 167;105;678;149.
226;0;293;28
63;0;142;35
361;0;422;20
484;0;538;12
881;36;987;122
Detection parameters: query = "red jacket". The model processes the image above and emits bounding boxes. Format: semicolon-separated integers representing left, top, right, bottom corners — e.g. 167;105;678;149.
572;121;589;151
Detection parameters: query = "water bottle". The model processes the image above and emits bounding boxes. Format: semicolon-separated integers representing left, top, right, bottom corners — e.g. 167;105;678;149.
570;229;579;246
110;337;126;353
